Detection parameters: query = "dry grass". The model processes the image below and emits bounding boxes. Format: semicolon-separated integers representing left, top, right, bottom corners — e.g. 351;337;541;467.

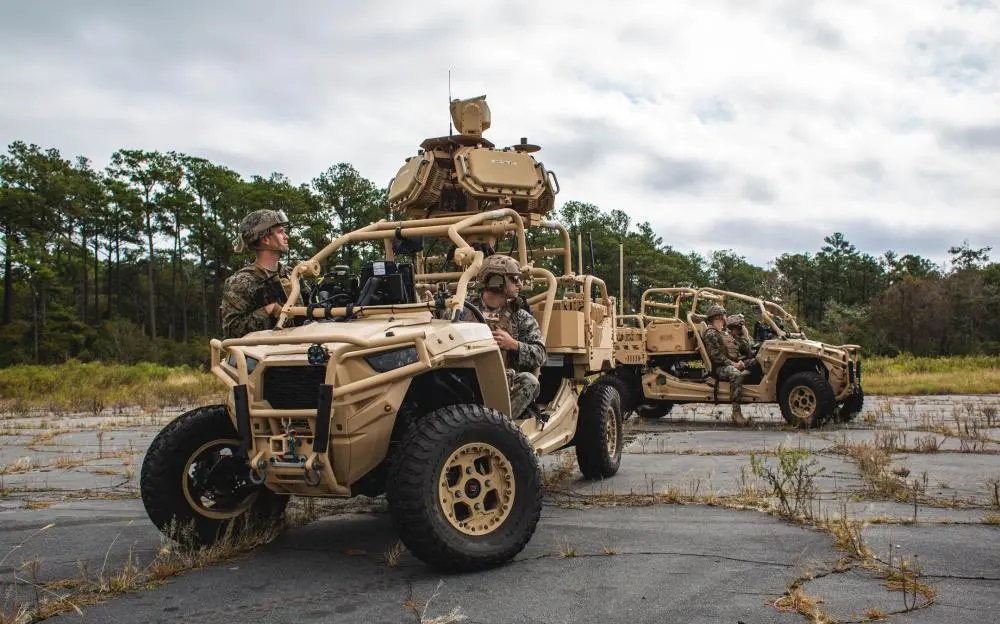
0;457;34;476
542;451;577;492
863;355;1000;395
773;585;831;623
833;441;909;501
383;540;406;568
1;517;284;623
981;513;1000;525
556;541;578;558
0;361;222;415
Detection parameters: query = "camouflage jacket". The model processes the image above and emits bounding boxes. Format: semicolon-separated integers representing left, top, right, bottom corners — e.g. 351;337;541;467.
734;334;754;360
703;326;738;370
468;294;547;372
220;262;300;339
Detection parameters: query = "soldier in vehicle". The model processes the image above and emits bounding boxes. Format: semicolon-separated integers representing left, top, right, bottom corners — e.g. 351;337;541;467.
728;313;761;385
727;314;756;367
702;305;749;425
467;254;547;420
220;209;303;339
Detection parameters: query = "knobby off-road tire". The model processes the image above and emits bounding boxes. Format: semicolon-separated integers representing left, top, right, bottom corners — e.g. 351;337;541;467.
604;371;639;417
637;400;674;420
778;371;837;429
837;386;865;423
386;404;542;572
140;405;289;546
575;382;624;479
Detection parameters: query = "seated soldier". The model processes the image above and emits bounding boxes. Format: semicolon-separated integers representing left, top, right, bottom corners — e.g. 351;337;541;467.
702;305;749;425
728;313;761;384
442;254;546;420
726;314;756;367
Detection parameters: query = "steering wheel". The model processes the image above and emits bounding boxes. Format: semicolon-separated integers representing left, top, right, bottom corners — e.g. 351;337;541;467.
454;300;487;323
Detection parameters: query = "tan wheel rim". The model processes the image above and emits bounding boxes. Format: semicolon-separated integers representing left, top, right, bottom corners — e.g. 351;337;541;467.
181;438;257;520
605;406;618;457
438;443;515;536
788;386;817;424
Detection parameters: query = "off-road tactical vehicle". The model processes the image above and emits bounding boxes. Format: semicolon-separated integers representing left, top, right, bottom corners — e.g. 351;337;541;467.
613;287;863;427
140;96;623;572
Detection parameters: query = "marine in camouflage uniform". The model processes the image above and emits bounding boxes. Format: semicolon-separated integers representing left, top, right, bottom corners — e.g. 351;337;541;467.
465;254;546;419
702;305;749;424
220;209;304;339
726;314;756;366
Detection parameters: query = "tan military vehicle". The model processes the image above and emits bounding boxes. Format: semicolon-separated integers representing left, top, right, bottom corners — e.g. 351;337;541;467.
613;287;863;428
140;96;623;572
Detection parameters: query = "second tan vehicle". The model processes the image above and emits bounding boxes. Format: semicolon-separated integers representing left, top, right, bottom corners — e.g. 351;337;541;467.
613;287;863;428
139;96;624;572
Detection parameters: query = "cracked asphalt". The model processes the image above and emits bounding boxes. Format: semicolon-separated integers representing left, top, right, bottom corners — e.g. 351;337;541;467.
1;394;998;623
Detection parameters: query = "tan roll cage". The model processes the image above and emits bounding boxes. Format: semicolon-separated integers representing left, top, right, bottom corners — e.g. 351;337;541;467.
276;209;530;329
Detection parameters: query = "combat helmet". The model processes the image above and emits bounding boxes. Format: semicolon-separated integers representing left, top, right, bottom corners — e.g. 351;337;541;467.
726;313;745;327
479;254;521;290
706;305;727;321
234;209;290;252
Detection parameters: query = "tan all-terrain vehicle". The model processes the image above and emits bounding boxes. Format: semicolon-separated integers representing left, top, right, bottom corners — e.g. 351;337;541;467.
612;287;863;427
140;96;623;572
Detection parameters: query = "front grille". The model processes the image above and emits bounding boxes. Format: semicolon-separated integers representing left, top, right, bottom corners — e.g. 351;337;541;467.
262;365;327;409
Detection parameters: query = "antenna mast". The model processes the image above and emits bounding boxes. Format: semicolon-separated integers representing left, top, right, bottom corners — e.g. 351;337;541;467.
448;70;453;137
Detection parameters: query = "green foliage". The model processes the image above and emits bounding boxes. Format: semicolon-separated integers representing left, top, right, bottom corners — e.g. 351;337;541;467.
750;446;824;519
1;139;998;368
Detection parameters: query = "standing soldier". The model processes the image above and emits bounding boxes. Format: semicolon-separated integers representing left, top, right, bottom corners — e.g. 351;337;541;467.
702;305;749;424
220;209;302;339
465;254;547;420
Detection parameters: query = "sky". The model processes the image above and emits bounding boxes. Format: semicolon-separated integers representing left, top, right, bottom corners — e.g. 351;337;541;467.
1;0;998;267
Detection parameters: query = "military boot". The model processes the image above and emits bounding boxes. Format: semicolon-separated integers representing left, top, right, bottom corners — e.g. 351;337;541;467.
731;404;748;425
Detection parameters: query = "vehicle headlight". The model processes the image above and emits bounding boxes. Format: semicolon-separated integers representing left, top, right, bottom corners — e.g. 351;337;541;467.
364;347;419;372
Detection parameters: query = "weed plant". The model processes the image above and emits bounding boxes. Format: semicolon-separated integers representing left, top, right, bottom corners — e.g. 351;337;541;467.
750;445;824;520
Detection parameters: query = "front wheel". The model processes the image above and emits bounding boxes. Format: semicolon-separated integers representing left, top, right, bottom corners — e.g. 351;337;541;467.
575;382;624;479
386;404;542;572
140;405;289;546
778;372;837;429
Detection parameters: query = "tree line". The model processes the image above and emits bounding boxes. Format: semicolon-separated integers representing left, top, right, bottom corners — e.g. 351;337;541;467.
1;140;997;367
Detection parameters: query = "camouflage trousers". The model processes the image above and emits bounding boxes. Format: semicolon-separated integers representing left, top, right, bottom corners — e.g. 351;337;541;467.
507;369;540;419
716;364;744;404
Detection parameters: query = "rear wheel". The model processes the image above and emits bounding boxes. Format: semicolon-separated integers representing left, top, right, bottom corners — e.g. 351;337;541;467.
778;372;837;429
575;382;624;479
140;405;288;546
387;404;542;572
637;400;674;420
837;386;865;422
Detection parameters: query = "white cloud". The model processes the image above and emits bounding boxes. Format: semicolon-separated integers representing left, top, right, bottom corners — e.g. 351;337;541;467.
0;0;997;265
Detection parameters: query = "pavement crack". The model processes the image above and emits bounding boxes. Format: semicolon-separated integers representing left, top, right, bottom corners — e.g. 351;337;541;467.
524;549;796;567
919;573;1000;581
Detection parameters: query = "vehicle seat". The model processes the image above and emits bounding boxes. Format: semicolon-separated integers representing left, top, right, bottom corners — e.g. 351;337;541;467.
688;312;726;403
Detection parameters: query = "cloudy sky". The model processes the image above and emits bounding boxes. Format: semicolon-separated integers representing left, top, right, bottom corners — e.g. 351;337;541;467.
2;0;997;266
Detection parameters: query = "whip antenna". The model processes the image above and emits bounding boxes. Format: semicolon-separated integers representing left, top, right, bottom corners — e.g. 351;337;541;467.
448;70;453;137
